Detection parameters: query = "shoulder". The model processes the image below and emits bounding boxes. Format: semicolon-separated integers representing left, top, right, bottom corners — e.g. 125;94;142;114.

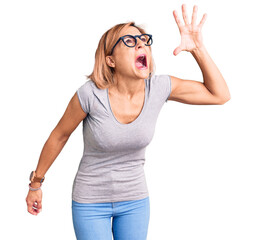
77;79;98;98
76;79;95;113
78;79;93;90
149;74;172;103
150;74;171;89
150;74;170;82
150;74;171;90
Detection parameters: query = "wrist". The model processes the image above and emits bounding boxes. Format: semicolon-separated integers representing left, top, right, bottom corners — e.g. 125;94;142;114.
29;170;45;184
30;182;41;188
29;182;42;191
191;45;207;56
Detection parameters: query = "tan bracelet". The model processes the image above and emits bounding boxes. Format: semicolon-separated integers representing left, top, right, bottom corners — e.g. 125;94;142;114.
29;183;42;191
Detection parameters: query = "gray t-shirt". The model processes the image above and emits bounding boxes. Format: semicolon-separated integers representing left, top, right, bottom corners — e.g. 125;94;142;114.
72;74;171;203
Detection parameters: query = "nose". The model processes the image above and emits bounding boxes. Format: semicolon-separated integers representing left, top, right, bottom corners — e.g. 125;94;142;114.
135;37;145;50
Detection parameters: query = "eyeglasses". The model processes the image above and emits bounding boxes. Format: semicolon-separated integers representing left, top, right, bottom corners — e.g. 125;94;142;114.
110;34;153;55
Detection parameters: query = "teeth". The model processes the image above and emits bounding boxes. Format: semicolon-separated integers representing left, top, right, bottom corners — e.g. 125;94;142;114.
135;54;147;69
137;55;145;60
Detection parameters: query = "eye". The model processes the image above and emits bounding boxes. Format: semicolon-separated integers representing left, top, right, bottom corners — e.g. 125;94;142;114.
125;39;133;44
140;36;147;42
123;36;136;46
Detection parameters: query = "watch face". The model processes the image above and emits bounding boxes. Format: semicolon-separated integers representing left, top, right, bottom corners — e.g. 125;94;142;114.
29;171;34;181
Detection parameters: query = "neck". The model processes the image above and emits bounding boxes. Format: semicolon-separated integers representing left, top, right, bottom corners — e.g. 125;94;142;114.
110;73;146;99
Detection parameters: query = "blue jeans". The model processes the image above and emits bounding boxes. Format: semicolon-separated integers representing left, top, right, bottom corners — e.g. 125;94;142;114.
72;196;150;240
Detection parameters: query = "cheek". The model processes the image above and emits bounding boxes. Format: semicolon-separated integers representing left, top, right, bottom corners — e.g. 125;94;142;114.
116;53;134;69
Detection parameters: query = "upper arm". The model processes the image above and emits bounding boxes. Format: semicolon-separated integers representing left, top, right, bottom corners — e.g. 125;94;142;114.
52;92;87;141
167;75;224;105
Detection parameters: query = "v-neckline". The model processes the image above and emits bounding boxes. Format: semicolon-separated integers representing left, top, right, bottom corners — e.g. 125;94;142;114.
106;79;147;126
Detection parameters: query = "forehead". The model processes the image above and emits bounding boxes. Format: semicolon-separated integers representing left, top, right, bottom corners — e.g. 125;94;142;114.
119;26;142;37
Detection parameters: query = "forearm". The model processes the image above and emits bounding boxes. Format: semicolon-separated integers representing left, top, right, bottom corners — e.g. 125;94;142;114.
31;131;69;187
191;45;231;101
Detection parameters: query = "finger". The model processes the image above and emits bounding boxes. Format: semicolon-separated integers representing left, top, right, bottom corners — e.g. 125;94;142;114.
198;13;207;29
32;201;41;212
27;202;38;215
182;4;190;25
33;202;38;210
191;5;198;27
173;46;182;56
173;10;184;31
37;201;42;212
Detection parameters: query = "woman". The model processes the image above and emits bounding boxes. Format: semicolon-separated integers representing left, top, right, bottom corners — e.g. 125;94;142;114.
26;4;231;240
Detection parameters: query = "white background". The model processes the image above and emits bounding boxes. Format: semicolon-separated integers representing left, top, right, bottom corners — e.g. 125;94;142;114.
0;0;255;239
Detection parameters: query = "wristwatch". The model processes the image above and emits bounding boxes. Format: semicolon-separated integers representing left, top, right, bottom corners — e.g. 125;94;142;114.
29;170;45;183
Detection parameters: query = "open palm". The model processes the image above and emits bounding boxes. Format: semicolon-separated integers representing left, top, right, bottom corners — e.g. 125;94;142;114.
173;4;207;55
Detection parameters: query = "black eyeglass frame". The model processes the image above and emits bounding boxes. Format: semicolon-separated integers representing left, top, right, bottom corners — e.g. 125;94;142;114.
110;34;153;55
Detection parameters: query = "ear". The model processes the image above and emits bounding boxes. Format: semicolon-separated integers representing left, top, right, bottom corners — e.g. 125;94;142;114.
106;56;115;68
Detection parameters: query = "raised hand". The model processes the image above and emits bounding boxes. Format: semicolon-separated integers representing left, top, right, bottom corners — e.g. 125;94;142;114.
172;4;207;56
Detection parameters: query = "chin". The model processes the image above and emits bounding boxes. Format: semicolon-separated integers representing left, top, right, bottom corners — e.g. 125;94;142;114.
135;69;150;80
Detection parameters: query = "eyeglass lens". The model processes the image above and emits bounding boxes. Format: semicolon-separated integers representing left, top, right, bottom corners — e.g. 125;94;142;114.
123;34;152;47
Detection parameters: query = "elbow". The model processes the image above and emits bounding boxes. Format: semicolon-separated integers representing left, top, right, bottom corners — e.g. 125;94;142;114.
219;95;231;105
50;129;70;143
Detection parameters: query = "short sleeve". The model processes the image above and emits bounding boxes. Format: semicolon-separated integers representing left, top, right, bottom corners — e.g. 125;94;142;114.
76;80;93;114
151;74;172;104
164;75;172;102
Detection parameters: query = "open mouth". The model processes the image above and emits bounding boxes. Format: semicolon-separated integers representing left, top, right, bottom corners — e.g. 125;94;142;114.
135;54;148;70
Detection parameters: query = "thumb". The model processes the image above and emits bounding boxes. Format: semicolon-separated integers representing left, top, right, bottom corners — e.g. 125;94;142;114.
173;46;182;56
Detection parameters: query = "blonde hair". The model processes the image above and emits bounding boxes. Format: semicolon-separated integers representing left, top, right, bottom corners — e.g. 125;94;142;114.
87;21;155;89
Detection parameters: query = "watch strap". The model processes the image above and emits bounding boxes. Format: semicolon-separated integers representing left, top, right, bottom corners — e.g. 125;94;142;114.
33;176;45;183
30;170;45;183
